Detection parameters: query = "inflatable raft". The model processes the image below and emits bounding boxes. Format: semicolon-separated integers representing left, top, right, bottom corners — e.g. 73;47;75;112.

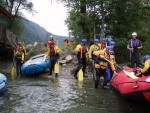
0;73;7;93
21;54;49;75
111;68;150;102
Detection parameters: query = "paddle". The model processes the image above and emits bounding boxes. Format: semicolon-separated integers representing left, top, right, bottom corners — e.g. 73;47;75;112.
77;46;84;81
78;67;83;81
123;70;138;79
102;57;138;79
54;61;59;73
11;50;16;78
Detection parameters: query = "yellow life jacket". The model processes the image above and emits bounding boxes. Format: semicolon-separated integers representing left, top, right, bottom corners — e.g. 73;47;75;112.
93;50;108;69
88;44;100;59
141;59;150;73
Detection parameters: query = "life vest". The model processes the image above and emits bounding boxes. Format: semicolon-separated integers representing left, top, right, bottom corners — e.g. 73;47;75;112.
49;47;56;56
94;50;108;69
129;39;141;48
16;51;23;59
101;43;106;49
80;46;88;53
141;60;150;73
93;44;100;51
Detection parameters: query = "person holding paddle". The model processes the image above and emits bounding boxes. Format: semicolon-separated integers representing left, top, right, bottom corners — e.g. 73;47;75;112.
88;38;101;62
127;32;142;68
74;39;88;79
106;41;117;82
46;40;61;77
93;46;117;89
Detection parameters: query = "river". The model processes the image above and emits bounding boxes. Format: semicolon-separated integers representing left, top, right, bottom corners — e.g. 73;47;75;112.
0;60;150;113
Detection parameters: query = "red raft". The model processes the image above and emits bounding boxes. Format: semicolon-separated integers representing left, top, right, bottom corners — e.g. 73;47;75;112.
111;68;150;102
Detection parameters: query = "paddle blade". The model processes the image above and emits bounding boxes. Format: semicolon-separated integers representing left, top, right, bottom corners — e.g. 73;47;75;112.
123;70;138;79
54;61;59;73
78;69;83;81
11;66;15;78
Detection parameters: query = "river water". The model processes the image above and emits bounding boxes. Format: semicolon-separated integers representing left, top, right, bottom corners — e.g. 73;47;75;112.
0;60;150;113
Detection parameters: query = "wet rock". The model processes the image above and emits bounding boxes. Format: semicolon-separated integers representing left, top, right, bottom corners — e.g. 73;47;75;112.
65;55;72;63
59;60;67;64
62;64;66;66
70;68;76;74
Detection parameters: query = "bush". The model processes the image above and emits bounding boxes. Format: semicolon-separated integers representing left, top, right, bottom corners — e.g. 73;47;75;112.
113;38;130;63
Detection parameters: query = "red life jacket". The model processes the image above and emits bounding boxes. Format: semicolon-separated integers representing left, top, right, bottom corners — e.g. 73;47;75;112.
49;47;56;56
80;46;88;53
101;43;106;49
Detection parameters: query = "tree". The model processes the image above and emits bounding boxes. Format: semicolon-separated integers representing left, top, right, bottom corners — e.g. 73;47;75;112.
1;0;35;40
4;0;35;17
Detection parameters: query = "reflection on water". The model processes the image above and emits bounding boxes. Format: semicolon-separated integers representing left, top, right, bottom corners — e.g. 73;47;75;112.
0;74;150;113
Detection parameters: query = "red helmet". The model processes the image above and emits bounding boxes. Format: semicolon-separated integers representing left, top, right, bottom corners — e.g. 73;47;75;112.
48;41;54;45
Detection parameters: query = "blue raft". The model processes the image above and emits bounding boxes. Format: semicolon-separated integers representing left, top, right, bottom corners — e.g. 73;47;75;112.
0;73;7;93
21;54;49;75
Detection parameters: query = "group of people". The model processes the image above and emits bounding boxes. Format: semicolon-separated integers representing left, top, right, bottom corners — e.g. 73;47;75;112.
74;37;117;89
14;32;150;89
14;35;61;77
74;32;150;89
127;32;150;77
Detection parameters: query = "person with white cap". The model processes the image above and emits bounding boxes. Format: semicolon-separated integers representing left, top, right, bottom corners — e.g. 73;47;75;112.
127;32;142;68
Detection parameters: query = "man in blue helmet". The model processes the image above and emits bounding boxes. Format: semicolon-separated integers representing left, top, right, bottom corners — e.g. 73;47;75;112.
109;41;116;63
136;55;150;77
127;32;142;68
74;38;88;79
88;38;101;61
93;46;117;89
105;41;117;82
109;41;116;49
100;38;107;50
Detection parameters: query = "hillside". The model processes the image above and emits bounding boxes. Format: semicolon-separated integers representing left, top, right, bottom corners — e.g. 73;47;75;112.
21;18;69;46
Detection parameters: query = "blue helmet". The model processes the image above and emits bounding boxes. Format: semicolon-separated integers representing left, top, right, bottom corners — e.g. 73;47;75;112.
82;39;87;43
143;55;150;61
94;38;100;43
109;41;116;45
106;46;113;51
102;38;107;42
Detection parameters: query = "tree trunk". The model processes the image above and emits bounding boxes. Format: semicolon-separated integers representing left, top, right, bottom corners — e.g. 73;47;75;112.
100;2;105;40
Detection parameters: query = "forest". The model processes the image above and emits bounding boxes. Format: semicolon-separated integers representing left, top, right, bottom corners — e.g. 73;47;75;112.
0;0;150;63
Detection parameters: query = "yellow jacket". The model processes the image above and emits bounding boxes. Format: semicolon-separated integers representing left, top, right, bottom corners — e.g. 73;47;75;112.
74;44;88;58
93;50;115;71
14;51;25;61
110;54;116;64
16;46;26;56
74;44;82;53
141;59;150;73
88;44;100;59
46;46;61;57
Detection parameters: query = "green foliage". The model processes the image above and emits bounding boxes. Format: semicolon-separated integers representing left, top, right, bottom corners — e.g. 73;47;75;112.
28;48;45;57
35;36;42;42
60;0;150;63
10;17;24;39
66;9;93;42
59;45;68;50
3;0;35;17
113;38;129;63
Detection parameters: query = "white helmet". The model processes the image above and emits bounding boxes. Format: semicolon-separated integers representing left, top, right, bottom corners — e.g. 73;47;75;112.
132;32;137;36
50;35;53;38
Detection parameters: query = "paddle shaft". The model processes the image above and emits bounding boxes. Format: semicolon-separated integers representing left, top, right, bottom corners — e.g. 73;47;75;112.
102;57;123;70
